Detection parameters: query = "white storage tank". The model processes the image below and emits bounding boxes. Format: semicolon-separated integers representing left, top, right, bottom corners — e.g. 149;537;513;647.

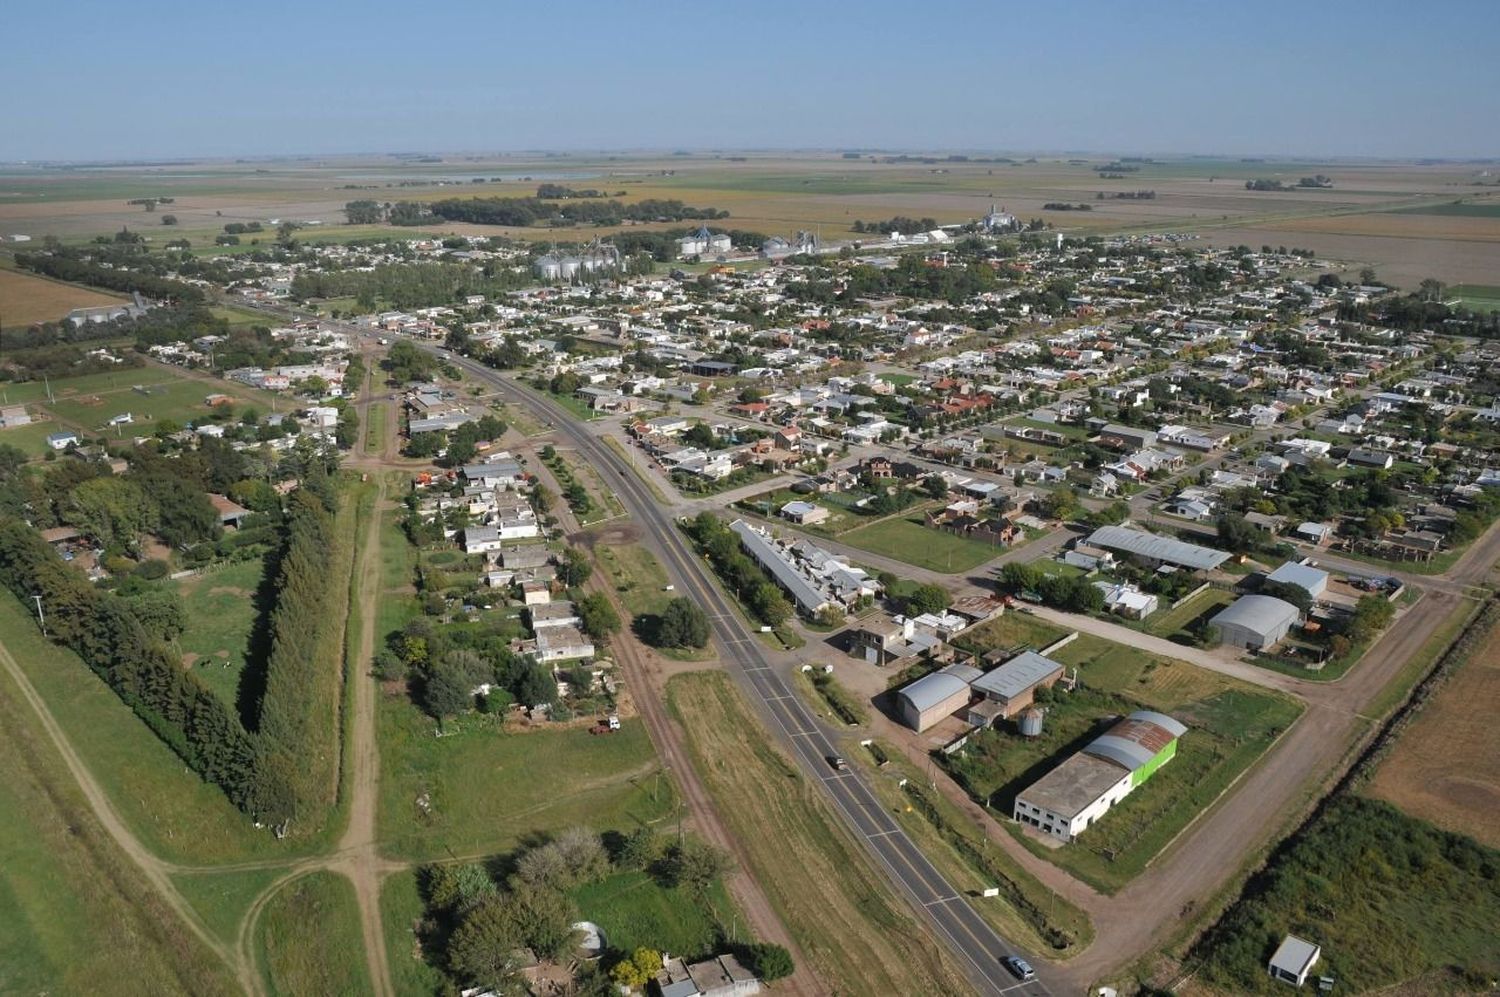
1018;706;1045;738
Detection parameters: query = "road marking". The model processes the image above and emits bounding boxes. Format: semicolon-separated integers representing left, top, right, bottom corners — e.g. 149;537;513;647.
764;694;796;703
787;730;820;738
923;895;961;908
866;829;900;839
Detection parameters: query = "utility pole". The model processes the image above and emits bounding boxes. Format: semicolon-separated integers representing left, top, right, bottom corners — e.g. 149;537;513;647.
32;595;45;636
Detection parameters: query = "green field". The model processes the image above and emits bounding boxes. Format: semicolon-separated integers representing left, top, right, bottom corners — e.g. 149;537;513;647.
172;867;289;947
943;630;1303;892
0;659;239;996
0;593;310;865
569;868;738;959
0;417;65;457
1393;201;1500;218
377;695;674;862
172;558;268;712
1448;282;1500;312
838;512;1002;573
1143;587;1235;639
380;869;449;997
256;872;371;997
1195;796;1500;995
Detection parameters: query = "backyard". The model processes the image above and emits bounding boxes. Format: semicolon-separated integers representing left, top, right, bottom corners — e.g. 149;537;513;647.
171;557;268;713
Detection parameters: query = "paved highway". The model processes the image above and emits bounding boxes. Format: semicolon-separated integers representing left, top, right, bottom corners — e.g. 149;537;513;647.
440;350;1057;997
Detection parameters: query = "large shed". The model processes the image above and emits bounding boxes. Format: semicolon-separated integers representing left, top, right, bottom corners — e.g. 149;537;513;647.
1210;594;1301;651
1086;525;1230;573
1266;561;1329;600
895;664;981;732
969;651;1064;720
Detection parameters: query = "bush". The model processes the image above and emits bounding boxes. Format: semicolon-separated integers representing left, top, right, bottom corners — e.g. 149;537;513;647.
742;942;794;982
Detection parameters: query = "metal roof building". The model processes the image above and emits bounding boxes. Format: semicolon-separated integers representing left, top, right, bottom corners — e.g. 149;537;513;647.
1210;594;1301;650
1086;525;1230;572
896;664;982;732
970;651;1065;718
1087;711;1188;772
730;519;832;617
1266;561;1329;599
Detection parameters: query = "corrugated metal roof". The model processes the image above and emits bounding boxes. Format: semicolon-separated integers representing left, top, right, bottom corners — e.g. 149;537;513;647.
1085;710;1186;771
971;651;1064;702
1210;594;1301;637
1086;525;1230;571
897;670;971;714
730;519;829;614
1266;561;1329;594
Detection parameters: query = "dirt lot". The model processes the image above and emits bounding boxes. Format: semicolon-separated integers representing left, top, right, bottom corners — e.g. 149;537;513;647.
0;267;125;324
1368;612;1500;849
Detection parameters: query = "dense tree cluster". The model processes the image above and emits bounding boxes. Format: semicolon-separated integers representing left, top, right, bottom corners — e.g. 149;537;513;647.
291;261;531;310
16;248;204;303
0;518;259;808
997;562;1105;613
419;195;728;228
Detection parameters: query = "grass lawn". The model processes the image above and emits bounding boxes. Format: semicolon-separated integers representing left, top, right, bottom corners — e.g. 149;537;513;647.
666;671;976;997
0;417;66;457
0;663;239;996
0;593;312;865
48;378;244;433
364;402;388;455
839;513;1002;573
171;557;268;713
172;867;288;947
256;872;371;997
1144;587;1235;639
569;868;738;960
380;869;448;997
1448;282;1500;312
942;632;1303;893
377;695;674;863
594;542;715;662
950;612;1070;659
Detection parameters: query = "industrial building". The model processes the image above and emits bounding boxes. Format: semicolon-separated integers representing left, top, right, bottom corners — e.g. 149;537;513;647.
1084;525;1230;573
1209;594;1301;651
678;226;733;258
1265;561;1329;600
1013;710;1186;842
894;651;1065;733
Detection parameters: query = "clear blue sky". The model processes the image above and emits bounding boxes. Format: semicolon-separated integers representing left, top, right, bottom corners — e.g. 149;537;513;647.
6;0;1498;161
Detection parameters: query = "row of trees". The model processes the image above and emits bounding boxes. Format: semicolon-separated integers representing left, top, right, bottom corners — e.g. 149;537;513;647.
249;486;346;829
0;518;260;809
421;196;728;228
683;513;794;626
16;248;204;303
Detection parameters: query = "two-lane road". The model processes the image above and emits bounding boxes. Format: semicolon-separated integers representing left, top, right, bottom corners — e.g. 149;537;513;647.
442;351;1060;997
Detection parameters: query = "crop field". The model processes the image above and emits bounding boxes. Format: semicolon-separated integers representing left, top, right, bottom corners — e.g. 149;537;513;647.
839;511;1003;573
0;265;126;325
256;872;370;997
666;671;977;996
1367;610;1500;849
376;695;674;862
943;630;1302;892
172;557;268;713
0;654;238;996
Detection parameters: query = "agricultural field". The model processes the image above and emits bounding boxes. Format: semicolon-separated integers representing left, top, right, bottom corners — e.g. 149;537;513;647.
0;265;126;325
255;872;371;997
943;630;1303;892
667;670;977;997
171;557;268;712
376;694;674;862
1367;608;1500;849
0;655;238;996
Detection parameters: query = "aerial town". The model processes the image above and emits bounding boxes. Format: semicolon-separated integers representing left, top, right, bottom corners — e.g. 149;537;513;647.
1;5;1497;997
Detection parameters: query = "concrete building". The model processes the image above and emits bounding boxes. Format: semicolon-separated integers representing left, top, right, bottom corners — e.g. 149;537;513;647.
1267;935;1321;988
1013;710;1186;842
895;663;982;732
1209;594;1301;651
968;651;1064;721
1097;423;1158;450
779;500;829;525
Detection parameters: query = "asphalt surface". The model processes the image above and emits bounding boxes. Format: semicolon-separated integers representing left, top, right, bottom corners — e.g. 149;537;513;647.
443;351;1055;997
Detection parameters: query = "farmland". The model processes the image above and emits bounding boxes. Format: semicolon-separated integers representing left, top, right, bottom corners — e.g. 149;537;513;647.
667;670;977;997
1368;609;1500;849
0;265;126;325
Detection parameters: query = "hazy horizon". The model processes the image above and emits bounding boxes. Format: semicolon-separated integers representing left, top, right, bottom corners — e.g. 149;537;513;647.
7;0;1498;161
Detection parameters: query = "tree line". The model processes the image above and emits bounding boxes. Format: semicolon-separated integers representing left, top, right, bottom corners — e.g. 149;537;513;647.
16;248;205;304
345;196;729;229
